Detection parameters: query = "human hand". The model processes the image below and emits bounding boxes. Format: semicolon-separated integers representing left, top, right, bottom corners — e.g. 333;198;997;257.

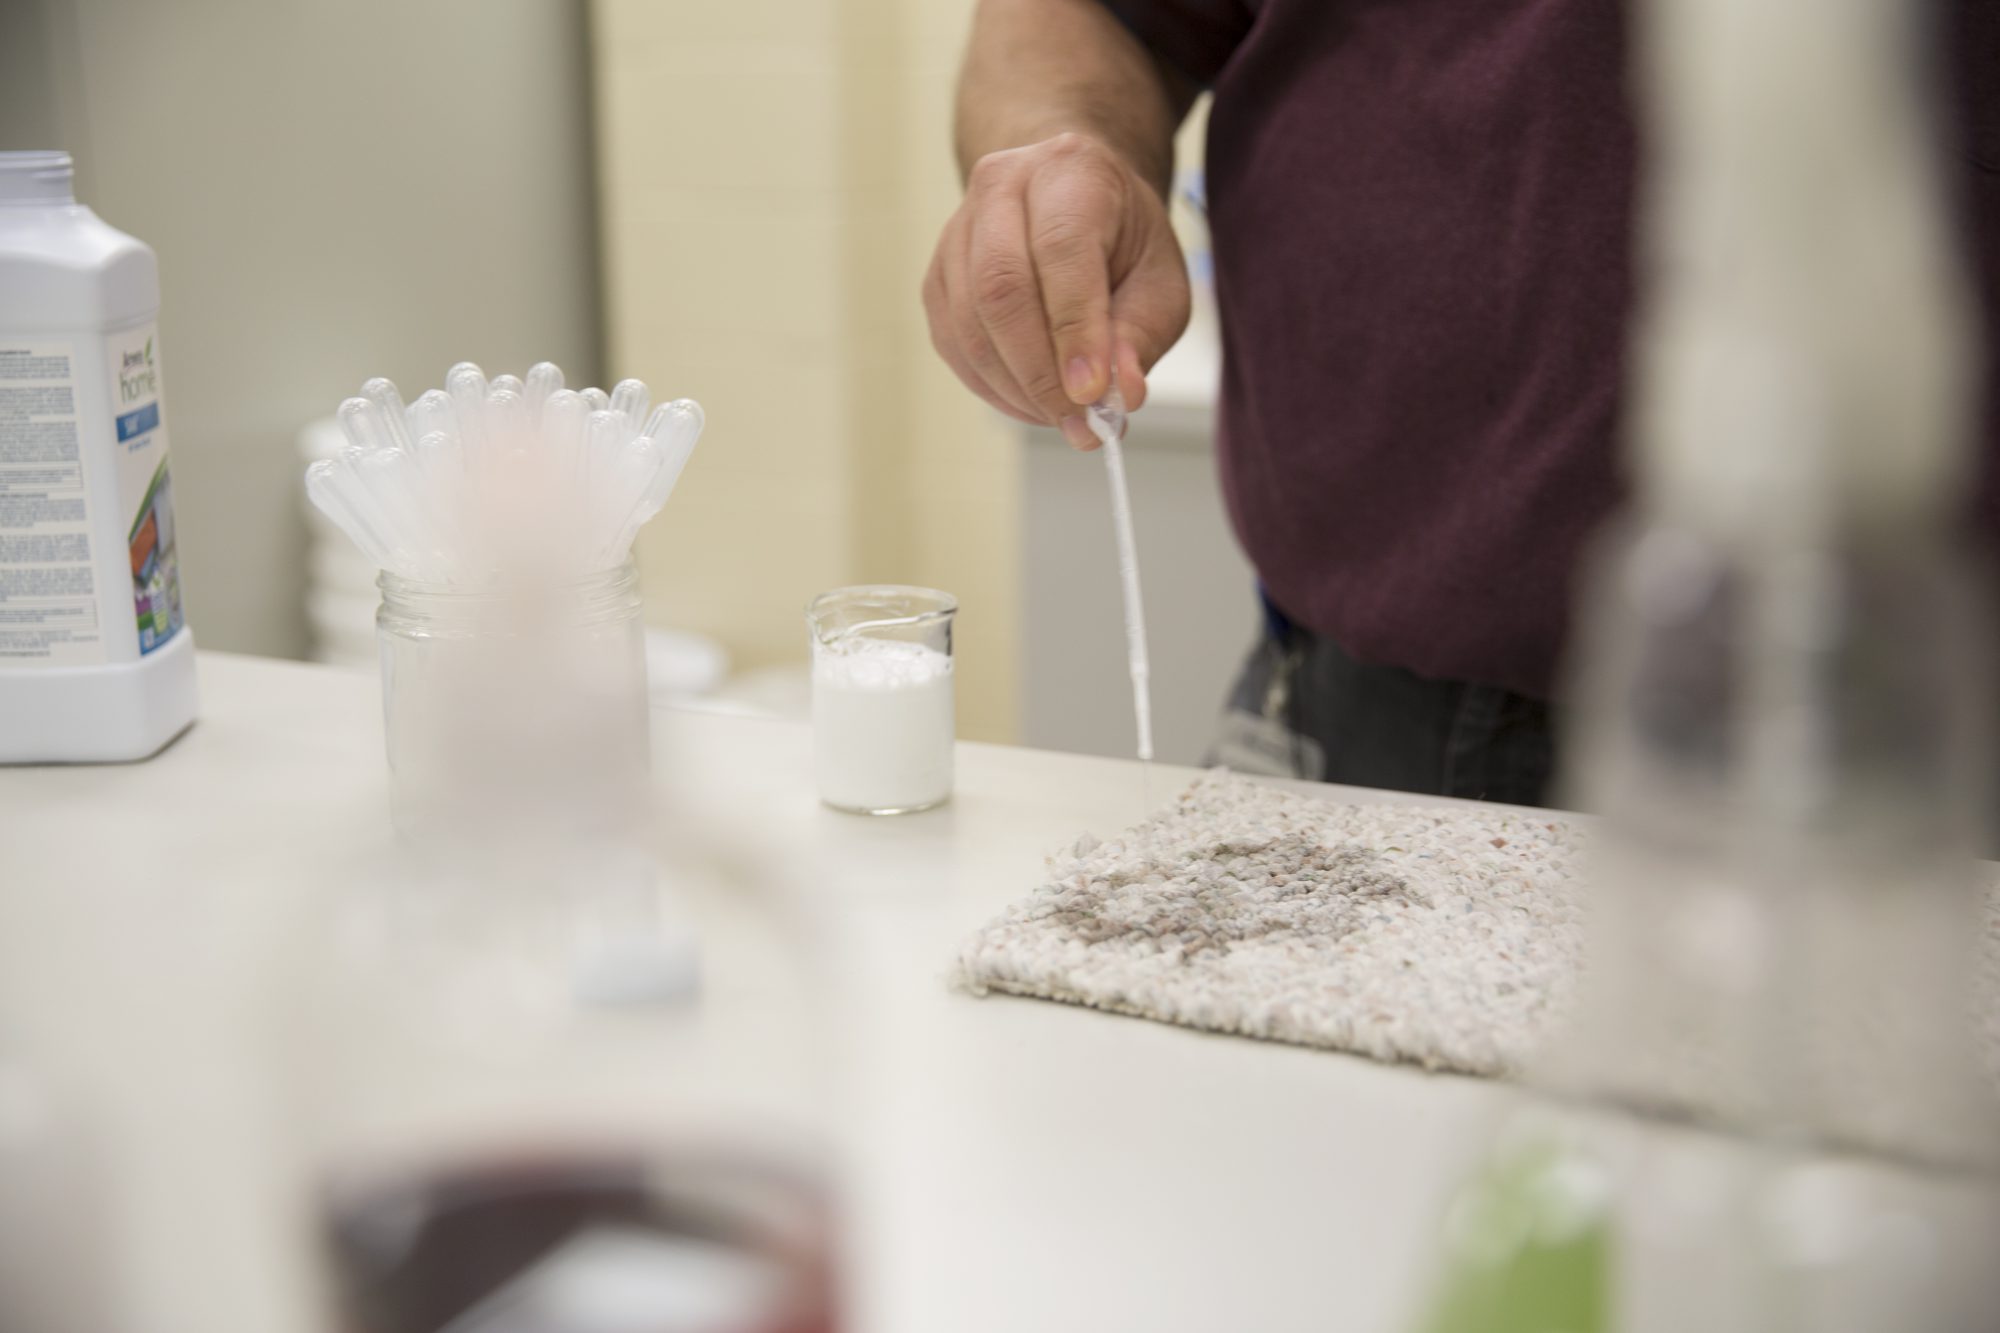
923;132;1191;449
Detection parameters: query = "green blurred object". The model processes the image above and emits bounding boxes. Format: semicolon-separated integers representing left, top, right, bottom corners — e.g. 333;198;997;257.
1418;1144;1611;1333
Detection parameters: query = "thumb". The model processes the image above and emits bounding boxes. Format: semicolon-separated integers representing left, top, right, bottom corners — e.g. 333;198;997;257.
1108;240;1191;412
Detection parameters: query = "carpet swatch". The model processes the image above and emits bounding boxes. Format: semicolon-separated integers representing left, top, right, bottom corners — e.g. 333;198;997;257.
956;772;1590;1076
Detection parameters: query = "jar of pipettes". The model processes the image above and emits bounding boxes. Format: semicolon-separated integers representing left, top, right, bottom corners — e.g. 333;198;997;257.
307;362;703;843
376;559;651;842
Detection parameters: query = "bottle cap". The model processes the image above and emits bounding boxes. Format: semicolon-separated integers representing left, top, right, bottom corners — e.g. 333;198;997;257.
0;151;75;206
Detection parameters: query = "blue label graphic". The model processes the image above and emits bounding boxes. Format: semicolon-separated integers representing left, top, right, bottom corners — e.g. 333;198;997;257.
116;401;159;442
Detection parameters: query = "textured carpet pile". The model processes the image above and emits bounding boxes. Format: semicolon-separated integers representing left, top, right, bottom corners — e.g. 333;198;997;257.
956;772;1593;1076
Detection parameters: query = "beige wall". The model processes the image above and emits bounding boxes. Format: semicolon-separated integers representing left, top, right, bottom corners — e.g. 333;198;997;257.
593;0;1021;740
1;0;602;659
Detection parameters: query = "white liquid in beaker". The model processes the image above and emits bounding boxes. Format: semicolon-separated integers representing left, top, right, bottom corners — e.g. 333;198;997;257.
812;640;954;814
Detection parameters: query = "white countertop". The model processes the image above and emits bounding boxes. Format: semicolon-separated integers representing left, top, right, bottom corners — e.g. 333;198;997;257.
0;652;1517;1333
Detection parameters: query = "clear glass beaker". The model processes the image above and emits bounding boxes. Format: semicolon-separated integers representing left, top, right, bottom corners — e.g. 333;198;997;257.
805;586;957;815
377;561;651;843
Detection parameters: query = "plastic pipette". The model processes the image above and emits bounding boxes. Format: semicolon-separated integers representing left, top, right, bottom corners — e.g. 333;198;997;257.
582;406;627;482
595;402;707;567
351;446;447;584
406;390;459;460
541;388;588;476
524;361;564;417
593;435;667;570
608;379;650;435
410;429;461;515
308;363;703;586
361;377;412;452
485;386;529;445
445;363;489;455
305;459;398;570
335;395;398;456
641;399;704;496
1086;378;1154;764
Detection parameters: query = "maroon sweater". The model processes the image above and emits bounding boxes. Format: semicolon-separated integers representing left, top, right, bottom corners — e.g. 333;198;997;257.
1105;0;2000;699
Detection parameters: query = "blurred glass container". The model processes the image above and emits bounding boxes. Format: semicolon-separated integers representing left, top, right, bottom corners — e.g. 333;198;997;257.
1407;519;2000;1333
806;587;957;815
1414;1093;2000;1333
279;833;841;1333
297;552;849;1331
377;561;650;841
1561;522;2000;1156
324;1146;835;1333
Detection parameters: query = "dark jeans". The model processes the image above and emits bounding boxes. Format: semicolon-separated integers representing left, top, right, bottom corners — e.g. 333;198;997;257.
1211;610;1559;808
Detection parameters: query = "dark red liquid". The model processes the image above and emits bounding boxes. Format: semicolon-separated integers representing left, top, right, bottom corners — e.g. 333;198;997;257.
323;1152;836;1333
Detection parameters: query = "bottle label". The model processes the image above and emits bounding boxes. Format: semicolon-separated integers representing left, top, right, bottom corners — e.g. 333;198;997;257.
0;340;100;664
0;325;182;666
108;323;183;656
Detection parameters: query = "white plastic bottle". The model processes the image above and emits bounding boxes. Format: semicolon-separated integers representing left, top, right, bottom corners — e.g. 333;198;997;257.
0;151;196;762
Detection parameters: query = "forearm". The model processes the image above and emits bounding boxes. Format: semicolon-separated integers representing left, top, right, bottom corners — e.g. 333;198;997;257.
955;0;1195;196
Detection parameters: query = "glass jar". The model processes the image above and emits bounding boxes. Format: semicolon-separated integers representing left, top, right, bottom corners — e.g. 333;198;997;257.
806;586;957;815
377;561;651;844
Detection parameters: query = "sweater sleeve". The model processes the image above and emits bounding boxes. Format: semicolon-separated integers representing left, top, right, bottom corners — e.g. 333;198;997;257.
1094;0;1257;89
